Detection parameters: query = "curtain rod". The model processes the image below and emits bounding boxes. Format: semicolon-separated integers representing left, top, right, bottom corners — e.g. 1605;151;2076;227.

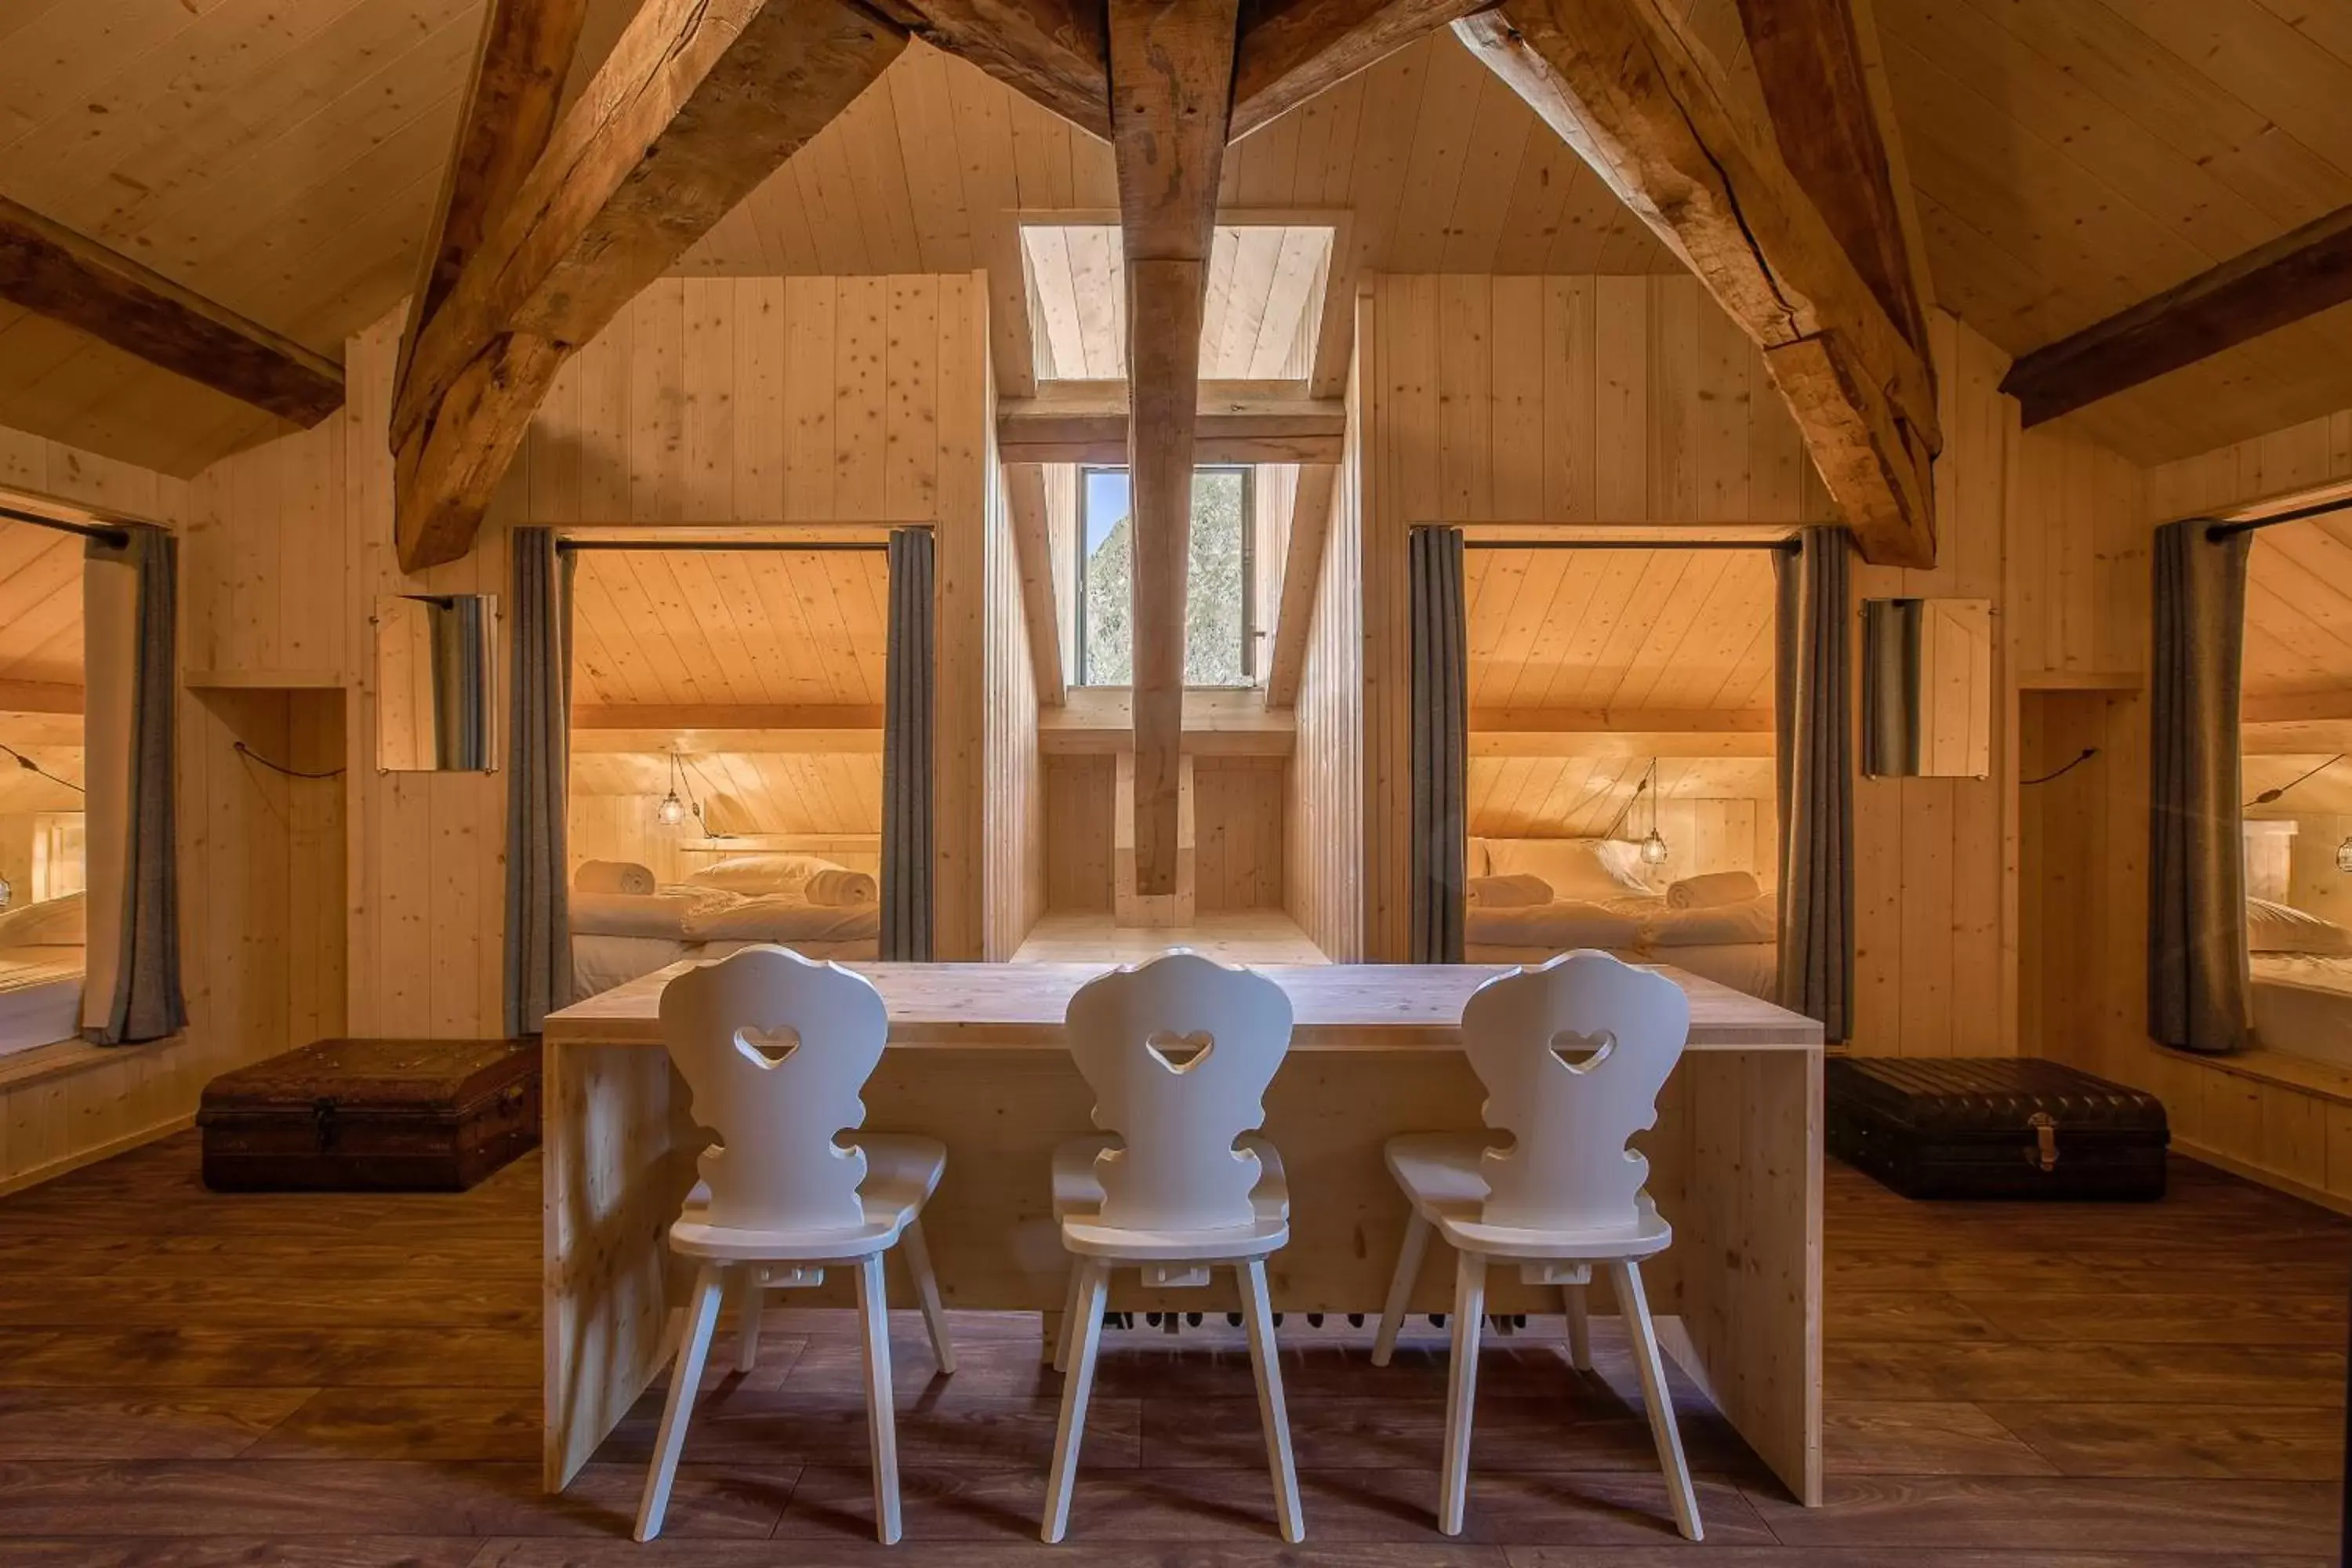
2206;495;2352;542
0;503;130;548
1456;536;1800;554
556;539;891;554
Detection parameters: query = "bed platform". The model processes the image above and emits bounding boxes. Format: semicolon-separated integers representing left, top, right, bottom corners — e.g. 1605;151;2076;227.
1011;909;1328;964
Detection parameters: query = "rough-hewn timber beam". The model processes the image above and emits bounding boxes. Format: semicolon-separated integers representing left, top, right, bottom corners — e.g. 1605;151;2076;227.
391;0;907;572
1732;0;1929;350
2002;206;2352;430
862;0;1110;136
997;380;1345;463
1261;462;1335;707
1458;0;1940;568
0;195;343;426
1111;0;1241;897
1229;0;1496;139
396;0;590;394
1004;463;1068;704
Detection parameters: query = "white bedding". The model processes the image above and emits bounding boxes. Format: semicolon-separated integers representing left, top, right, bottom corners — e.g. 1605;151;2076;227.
1465;941;1780;1000
0;943;85;1058
2250;952;2352;1069
1463;887;1779;1000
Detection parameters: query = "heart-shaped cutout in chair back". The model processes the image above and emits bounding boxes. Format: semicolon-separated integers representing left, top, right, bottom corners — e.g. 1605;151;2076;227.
734;1024;802;1068
1145;1029;1215;1073
1548;1029;1614;1073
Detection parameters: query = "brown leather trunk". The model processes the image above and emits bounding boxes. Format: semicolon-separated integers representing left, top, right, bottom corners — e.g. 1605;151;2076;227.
198;1038;542;1192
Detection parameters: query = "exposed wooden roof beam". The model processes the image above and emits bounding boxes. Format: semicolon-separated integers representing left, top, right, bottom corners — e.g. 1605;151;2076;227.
1261;462;1336;707
1043;688;1294;755
1229;0;1496;140
1111;0;1238;897
390;0;908;572
0;195;343;427
1458;0;1941;568
0;680;85;717
1468;705;1773;757
2244;688;2352;727
862;0;1110;137
997;379;1344;463
1004;463;1068;704
2002;206;2352;430
396;0;590;394
1732;0;1929;349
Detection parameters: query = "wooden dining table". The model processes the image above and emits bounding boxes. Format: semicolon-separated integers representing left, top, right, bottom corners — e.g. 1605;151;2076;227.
539;960;1825;1505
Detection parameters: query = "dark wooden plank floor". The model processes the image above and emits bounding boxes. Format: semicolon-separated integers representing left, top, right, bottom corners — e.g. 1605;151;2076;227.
0;1131;2341;1565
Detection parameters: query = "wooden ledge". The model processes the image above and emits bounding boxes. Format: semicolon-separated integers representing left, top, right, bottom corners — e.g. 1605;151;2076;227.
1043;687;1293;756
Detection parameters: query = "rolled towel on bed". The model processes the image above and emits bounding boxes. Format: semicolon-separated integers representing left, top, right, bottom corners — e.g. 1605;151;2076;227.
1667;870;1761;909
802;866;878;906
574;859;655;896
1467;873;1552;909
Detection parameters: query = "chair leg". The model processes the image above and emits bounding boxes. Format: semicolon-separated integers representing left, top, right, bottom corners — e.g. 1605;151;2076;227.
1372;1208;1432;1367
855;1251;903;1546
1040;1258;1109;1543
733;1268;765;1374
1052;1258;1087;1374
1611;1259;1702;1542
902;1218;956;1376
1562;1279;1592;1372
634;1264;725;1542
1237;1258;1305;1544
1438;1250;1486;1537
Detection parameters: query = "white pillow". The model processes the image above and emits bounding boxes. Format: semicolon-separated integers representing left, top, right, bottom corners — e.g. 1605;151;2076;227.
1668;870;1762;909
1481;838;1656;903
686;853;843;895
2248;896;2352;956
1467;873;1552;909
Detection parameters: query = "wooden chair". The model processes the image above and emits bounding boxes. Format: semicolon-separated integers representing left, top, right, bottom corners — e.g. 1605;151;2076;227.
1371;949;1701;1541
1042;949;1304;1544
635;944;954;1544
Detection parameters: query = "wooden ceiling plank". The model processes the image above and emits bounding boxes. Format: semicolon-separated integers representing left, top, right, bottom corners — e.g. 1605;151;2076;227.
1111;0;1240;896
0;194;343;428
1261;461;1337;706
1229;0;1497;141
1005;462;1069;704
1457;0;1940;568
2001;205;2352;430
391;0;909;572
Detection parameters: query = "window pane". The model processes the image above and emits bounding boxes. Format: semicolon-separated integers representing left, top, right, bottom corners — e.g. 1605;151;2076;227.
1081;469;1132;684
1077;466;1250;688
1186;469;1247;685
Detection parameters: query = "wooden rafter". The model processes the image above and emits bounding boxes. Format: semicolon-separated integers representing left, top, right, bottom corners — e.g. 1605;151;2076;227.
1458;0;1941;568
1004;463;1069;704
395;0;590;394
0;195;343;427
391;0;908;572
1261;462;1336;707
2002;206;2352;430
1111;0;1240;898
1732;0;1929;350
1229;0;1496;139
863;0;1110;136
997;380;1345;463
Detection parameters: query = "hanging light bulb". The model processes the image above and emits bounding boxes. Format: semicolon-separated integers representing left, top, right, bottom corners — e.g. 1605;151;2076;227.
1637;758;1670;866
2336;835;2352;874
655;789;688;827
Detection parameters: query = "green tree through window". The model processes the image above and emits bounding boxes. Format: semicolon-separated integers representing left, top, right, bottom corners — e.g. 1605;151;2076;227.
1078;466;1251;686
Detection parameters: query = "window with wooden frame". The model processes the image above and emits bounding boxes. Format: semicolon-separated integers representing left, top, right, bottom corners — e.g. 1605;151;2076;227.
1074;465;1254;689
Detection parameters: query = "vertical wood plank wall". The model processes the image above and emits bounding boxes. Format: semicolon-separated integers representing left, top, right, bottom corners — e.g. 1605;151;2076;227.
984;408;1047;958
1044;754;1287;915
1286;296;1367;962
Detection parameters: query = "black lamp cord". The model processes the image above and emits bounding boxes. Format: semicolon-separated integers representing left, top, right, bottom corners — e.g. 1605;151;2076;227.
0;742;82;794
2022;748;2099;787
232;741;345;781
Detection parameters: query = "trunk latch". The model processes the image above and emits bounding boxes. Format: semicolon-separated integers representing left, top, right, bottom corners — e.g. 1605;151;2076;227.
2026;1111;2059;1172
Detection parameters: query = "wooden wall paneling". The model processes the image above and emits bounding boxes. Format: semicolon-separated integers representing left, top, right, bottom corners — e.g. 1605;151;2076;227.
1285;287;1366;960
1045;753;1116;910
983;401;1044;959
1192;755;1287;909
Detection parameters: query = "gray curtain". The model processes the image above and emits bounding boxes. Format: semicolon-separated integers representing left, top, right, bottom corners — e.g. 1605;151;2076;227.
2148;516;2252;1054
1775;529;1853;1043
504;528;572;1036
1410;526;1468;964
87;524;185;1045
880;528;935;961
